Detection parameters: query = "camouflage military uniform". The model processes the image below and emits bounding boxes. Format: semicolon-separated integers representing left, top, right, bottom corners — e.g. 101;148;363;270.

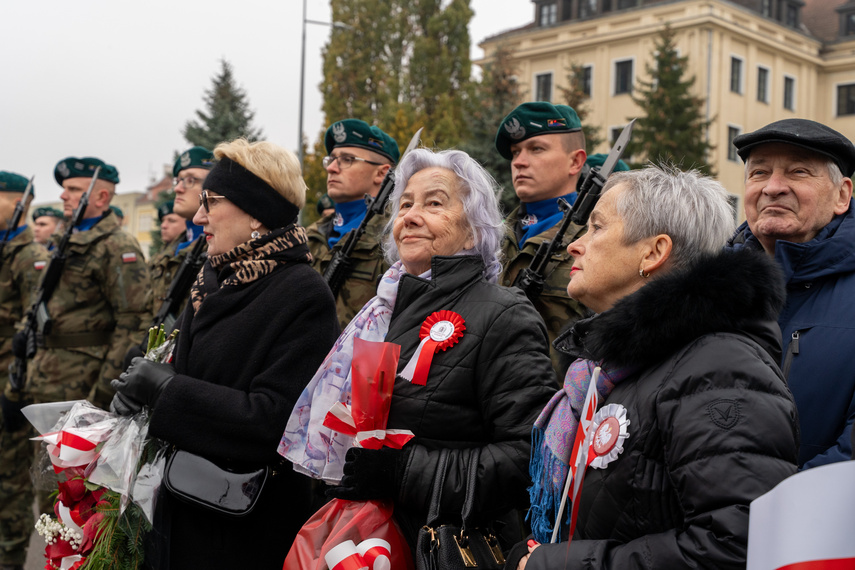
26;210;151;409
147;235;206;324
306;212;389;330
499;207;587;381
0;226;48;567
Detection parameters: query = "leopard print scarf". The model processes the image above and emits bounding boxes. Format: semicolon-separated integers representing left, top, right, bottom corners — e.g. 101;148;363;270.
189;224;310;314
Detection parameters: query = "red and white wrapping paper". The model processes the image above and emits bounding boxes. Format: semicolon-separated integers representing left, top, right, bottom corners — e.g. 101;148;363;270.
747;461;855;570
324;538;391;570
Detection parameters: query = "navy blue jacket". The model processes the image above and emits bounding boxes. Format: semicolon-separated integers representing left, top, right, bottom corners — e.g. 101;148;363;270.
728;200;855;467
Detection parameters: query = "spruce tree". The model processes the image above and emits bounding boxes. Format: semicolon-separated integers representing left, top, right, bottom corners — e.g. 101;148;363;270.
559;63;604;154
626;25;714;174
184;59;263;149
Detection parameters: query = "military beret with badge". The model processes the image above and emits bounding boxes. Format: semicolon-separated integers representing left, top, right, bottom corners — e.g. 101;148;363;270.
734;118;855;178
157;201;175;222
54;157;120;185
32;207;63;222
0;171;33;194
324;119;400;164
495;101;583;160
109;205;124;219
173;146;215;177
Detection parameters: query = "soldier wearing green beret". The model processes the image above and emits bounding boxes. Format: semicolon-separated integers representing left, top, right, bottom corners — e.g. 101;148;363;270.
306;119;399;329
495;102;590;380
0;171;48;570
146;146;214;324
31;207;64;249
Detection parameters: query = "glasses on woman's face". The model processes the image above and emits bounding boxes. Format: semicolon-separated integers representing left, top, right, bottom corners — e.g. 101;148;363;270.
173;175;204;189
199;190;227;213
322;154;383;171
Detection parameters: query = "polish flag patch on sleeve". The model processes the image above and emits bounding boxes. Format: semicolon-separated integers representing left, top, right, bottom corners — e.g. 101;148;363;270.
34;261;46;270
121;252;138;263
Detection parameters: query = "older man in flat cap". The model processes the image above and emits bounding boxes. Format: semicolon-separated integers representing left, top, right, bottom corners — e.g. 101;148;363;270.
31;207;64;249
0;172;47;570
306;119;399;329
727;118;855;468
494;101;590;380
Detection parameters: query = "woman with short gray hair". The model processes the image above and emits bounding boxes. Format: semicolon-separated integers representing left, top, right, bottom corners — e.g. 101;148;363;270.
514;165;799;569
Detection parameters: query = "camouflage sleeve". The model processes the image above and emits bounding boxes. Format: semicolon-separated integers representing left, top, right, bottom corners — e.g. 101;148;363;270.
88;235;151;408
12;243;49;311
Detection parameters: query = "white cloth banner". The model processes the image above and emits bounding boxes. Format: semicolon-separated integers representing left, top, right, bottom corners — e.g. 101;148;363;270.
747;461;855;570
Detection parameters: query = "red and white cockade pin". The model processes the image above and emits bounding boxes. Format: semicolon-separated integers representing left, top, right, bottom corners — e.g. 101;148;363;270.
588;403;630;469
399;310;465;386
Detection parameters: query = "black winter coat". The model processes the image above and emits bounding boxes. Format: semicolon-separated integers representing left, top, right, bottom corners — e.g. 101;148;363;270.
146;242;340;570
525;249;799;569
384;255;558;542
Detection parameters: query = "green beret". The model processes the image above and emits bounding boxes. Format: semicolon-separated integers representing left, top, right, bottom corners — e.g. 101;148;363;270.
586;153;630;172
0;171;32;194
173;146;216;177
325;119;400;164
109;205;124;218
495;102;583;160
157;201;175;221
32;207;63;222
54;157;120;185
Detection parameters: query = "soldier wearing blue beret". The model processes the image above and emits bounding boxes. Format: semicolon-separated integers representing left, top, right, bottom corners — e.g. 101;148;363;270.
495;102;590;380
306;119;400;329
728;118;855;468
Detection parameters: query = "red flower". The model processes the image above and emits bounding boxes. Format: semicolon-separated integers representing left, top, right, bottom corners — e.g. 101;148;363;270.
57;477;86;507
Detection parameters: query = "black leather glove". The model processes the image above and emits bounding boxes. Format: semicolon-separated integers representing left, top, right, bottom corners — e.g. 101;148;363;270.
326;446;410;501
0;390;29;433
11;331;27;359
109;357;174;416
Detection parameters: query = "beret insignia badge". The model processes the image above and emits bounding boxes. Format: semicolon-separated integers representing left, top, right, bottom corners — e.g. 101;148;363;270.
504;117;525;140
332;122;347;143
180;152;191;168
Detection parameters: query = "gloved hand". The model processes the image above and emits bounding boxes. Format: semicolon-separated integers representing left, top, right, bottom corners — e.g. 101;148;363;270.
109;357;174;416
11;331;27;359
326;446;410;501
0;389;29;433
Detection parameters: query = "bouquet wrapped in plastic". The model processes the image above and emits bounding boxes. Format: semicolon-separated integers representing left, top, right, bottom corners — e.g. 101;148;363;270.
283;338;415;570
25;326;176;570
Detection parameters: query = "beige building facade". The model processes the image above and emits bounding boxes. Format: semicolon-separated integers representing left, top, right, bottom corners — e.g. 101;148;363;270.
479;0;855;215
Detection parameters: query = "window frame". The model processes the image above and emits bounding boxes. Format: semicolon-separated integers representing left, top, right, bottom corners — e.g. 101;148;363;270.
535;72;554;102
727;125;741;162
836;82;855;117
783;74;796;111
612;57;635;96
730;55;744;95
757;65;770;104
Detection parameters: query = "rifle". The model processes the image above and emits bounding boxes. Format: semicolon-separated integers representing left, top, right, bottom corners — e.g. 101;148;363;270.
0;176;35;271
323;127;423;297
151;235;207;331
512;119;636;301
8;166;101;392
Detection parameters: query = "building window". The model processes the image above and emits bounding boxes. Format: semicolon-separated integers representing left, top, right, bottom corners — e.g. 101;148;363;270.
581;65;593;97
843;12;855;36
727;126;741;162
617;0;638;8
138;214;151;232
610;126;624;145
838;83;855;116
730;56;743;94
784;75;796;111
539;2;557;26
614;59;633;95
602;0;612;11
579;0;597;18
784;1;799;27
761;0;771;17
535;73;553;101
757;66;769;103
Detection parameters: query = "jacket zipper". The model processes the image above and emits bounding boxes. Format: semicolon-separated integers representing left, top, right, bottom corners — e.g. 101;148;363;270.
782;330;800;380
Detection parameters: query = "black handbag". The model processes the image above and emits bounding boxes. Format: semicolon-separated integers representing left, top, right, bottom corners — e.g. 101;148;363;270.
416;448;507;570
163;449;268;517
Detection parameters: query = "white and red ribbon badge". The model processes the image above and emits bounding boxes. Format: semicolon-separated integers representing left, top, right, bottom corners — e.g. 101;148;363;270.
325;538;392;570
399;310;465;386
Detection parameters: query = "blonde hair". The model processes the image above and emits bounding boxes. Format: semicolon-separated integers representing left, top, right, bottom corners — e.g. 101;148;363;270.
213;138;307;209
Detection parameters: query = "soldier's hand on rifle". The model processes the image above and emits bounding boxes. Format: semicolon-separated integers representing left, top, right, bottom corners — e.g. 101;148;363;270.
0;388;29;433
110;357;174;416
11;331;27;359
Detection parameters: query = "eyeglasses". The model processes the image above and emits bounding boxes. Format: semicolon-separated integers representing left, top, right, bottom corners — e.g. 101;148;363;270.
322;154;384;170
199;190;227;213
173;175;204;189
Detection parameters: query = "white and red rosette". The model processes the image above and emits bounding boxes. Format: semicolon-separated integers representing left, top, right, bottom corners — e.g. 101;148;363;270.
588;403;630;469
399;310;465;386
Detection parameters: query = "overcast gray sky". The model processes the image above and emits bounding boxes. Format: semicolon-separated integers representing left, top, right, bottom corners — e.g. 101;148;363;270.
1;0;531;206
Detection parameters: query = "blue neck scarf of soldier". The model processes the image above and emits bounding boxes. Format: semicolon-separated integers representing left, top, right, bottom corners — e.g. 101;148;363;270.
328;199;367;249
176;221;204;253
1;225;27;242
74;216;102;233
518;192;577;249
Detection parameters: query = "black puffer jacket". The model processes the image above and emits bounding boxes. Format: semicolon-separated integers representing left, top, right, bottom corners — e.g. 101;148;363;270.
384;255;558;542
525;248;799;569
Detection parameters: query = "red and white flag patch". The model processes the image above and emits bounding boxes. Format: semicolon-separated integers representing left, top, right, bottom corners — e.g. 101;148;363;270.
121;252;137;263
34;261;46;270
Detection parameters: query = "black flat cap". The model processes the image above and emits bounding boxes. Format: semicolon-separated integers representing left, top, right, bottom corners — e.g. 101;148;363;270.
734;119;855;177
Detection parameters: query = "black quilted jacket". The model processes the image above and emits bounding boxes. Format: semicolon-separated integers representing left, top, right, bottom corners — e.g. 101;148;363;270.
526;248;799;570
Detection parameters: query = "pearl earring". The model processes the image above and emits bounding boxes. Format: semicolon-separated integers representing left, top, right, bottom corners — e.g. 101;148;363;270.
251;230;261;239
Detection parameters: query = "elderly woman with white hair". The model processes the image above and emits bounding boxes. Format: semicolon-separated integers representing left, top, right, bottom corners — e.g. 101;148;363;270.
513;165;799;569
281;148;557;552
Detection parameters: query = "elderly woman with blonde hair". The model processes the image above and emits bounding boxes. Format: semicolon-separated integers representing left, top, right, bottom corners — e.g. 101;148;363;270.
112;139;340;569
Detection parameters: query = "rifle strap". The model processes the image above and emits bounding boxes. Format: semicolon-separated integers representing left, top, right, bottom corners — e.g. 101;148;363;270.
40;330;113;349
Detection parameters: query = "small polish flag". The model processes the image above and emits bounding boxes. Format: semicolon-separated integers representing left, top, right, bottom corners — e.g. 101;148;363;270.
34;261;46;270
121;252;137;263
747;461;855;570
